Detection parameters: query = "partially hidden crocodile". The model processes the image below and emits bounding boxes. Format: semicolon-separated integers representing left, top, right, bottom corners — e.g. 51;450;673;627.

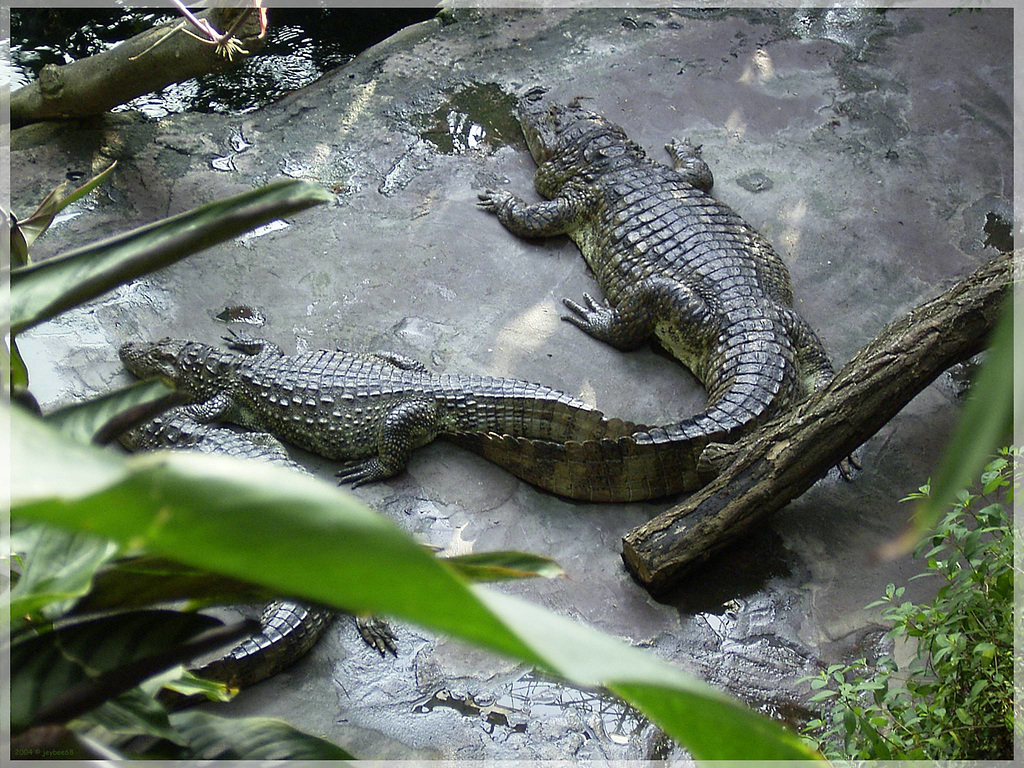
118;335;706;501
477;89;854;477
120;409;397;694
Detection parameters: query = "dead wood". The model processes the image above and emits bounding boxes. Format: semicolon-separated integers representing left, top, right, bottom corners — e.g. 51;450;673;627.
621;252;1012;592
12;8;266;128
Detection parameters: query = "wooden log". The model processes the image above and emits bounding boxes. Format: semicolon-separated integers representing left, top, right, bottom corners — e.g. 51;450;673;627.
621;253;1012;592
12;8;266;128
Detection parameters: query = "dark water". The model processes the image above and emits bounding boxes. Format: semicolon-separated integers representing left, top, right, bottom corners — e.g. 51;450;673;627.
10;8;437;117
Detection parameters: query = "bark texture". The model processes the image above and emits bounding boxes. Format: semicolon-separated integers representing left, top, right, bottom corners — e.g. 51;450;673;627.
622;253;1012;592
11;8;266;128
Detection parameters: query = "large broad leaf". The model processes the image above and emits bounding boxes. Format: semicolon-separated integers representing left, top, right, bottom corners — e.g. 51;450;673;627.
45;379;177;445
880;305;1014;558
10;179;332;334
9;523;120;633
72;556;274;616
76;549;562;617
168;710;354;760
9;406;818;760
9;609;236;732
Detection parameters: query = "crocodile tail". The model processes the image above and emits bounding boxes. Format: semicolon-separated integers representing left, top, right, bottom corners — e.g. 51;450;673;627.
437;375;643;443
191;601;334;689
651;331;801;445
446;429;704;502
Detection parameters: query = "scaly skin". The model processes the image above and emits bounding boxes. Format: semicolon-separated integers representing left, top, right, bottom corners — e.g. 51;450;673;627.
478;90;851;474
118;336;709;500
121;409;397;693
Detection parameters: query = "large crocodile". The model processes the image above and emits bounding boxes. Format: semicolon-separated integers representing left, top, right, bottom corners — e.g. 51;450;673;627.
120;410;397;694
118;335;702;500
478;89;851;476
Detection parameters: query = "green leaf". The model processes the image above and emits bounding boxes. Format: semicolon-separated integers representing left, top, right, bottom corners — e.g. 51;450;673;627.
11;211;30;268
445;550;566;581
9;522;119;633
10;609;225;733
890;305;1013;555
10;336;29;388
9;405;819;761
168;710;354;760
10;179;332;334
55;161;118;213
158;668;234;703
72;556;274;616
13;163;118;265
73;686;183;745
14;180;69;255
45;379;177;445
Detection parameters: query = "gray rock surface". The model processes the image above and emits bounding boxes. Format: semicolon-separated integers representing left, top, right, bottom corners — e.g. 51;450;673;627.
12;7;1012;759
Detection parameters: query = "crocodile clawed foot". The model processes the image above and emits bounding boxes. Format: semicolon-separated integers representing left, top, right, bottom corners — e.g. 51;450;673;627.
222;329;265;356
477;189;512;213
837;450;863;481
666;137;703;160
336;458;388;487
561;293;612;332
356;614;398;656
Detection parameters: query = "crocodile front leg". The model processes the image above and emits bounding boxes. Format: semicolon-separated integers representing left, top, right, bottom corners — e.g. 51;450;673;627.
182;391;235;423
477;185;590;238
336;398;440;487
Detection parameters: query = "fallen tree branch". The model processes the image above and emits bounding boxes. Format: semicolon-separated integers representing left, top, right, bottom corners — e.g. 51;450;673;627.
12;7;266;128
621;252;1013;592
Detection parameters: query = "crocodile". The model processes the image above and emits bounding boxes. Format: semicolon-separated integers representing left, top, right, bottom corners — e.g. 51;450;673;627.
118;335;704;501
120;410;397;694
477;89;851;476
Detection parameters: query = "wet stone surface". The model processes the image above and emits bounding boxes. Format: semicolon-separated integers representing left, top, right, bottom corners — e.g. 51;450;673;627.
11;7;1012;759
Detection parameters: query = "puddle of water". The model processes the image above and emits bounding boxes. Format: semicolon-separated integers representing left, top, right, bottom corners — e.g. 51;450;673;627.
983;212;1013;253
413;671;653;746
413;687;527;735
416;83;526;155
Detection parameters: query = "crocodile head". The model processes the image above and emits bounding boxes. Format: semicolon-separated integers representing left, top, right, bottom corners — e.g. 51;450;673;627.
516;88;628;165
119;338;190;383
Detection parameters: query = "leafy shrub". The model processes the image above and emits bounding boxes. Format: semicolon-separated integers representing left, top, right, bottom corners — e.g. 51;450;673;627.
801;447;1017;760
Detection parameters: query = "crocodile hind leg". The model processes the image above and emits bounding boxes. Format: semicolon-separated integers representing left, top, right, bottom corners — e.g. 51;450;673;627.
780;307;862;479
355;614;398;656
562;275;711;356
665;137;714;192
336;398;440;486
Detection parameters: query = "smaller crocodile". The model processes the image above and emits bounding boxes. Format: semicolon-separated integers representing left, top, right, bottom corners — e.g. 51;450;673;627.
121;410;397;693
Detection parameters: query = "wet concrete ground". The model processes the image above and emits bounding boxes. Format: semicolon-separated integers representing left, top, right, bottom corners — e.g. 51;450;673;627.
11;7;1013;759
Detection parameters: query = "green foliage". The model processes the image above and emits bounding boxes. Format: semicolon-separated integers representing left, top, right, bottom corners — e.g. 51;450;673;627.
7;165;814;760
801;448;1017;760
895;306;1013;555
10;405;818;760
10;161;117;268
10;179;332;335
